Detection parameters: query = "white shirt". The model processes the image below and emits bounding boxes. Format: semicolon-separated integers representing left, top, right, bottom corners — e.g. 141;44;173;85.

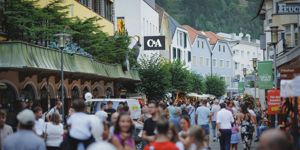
248;109;256;117
67;112;92;140
216;108;234;129
211;104;221;121
44;122;63;147
34;118;45;136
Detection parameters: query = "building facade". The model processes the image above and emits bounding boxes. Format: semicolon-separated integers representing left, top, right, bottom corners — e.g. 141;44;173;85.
218;33;264;81
37;0;115;35
257;0;300;79
183;25;211;76
156;5;192;69
114;0;160;59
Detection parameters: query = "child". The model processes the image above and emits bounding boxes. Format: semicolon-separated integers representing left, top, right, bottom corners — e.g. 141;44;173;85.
111;113;135;150
230;118;240;150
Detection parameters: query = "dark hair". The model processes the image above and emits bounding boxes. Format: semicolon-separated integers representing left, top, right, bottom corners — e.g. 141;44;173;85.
241;104;249;114
156;117;169;134
148;100;158;107
72;99;86;112
220;103;226;109
100;103;106;109
33;106;43;113
107;101;113;105
19;123;34;130
169;123;178;142
180;116;191;128
114;113;134;134
202;100;207;105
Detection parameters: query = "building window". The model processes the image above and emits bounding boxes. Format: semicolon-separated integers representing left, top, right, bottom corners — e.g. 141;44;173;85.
219;45;221;52
199;57;204;66
202;41;204;48
247;51;250;57
235;62;238;70
180;32;183;47
223;46;225;52
173;48;176;59
241;50;244;57
104;0;113;22
213;59;217;67
92;0;101;15
192;56;196;65
188;51;191;62
219;60;224;68
206;58;210;67
79;0;89;7
226;61;230;68
177;48;181;60
197;40;200;48
184;33;187;48
284;24;298;48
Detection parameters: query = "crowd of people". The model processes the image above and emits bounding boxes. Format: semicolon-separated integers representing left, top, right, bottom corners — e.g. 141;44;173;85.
0;97;295;150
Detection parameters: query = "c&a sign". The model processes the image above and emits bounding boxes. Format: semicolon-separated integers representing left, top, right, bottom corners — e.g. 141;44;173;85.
144;36;165;50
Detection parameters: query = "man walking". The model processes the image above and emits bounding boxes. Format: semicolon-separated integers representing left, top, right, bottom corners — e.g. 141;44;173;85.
195;100;211;147
142;101;159;143
0;110;13;149
216;103;234;150
211;100;221;141
33;106;44;137
3;109;46;150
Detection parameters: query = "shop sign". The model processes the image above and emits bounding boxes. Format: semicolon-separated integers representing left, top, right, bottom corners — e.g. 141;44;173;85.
144;36;165;50
276;2;300;15
258;61;273;89
238;82;245;93
267;89;281;115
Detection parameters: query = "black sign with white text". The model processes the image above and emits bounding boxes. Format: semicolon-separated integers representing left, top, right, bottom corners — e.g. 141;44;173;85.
144;36;165;50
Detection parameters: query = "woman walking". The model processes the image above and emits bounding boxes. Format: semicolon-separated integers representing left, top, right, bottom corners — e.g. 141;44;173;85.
44;113;64;150
238;104;255;150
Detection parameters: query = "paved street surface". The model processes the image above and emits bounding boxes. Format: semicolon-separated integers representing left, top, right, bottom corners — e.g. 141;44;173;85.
210;138;257;150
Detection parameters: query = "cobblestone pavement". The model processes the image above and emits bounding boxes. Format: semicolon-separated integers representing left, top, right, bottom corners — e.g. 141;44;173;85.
209;138;257;150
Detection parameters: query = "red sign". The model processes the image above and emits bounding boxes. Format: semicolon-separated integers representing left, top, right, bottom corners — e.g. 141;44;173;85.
267;89;281;115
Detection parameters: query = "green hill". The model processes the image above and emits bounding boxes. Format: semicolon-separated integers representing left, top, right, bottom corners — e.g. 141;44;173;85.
157;0;262;39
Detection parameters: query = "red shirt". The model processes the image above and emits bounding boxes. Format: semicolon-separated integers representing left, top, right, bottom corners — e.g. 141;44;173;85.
144;141;179;150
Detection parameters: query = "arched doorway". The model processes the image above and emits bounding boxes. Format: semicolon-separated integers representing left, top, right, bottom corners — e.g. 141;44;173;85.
0;82;18;129
82;86;90;100
20;84;36;102
71;86;80;99
40;84;55;112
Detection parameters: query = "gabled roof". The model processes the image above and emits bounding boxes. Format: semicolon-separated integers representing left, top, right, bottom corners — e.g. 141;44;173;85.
201;31;223;45
156;4;183;38
182;25;207;44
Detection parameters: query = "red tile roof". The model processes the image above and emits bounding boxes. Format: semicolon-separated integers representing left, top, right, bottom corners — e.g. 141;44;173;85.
182;25;207;44
201;31;223;45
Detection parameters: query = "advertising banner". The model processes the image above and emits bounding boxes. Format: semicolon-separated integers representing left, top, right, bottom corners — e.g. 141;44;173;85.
144;36;165;50
267;89;281;115
117;17;125;35
258;61;273;89
238;82;245;93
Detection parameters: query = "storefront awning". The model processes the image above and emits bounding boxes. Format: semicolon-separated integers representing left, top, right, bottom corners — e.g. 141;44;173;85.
0;42;140;81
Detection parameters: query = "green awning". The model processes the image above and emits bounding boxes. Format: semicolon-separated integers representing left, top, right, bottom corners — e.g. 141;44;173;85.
0;42;140;81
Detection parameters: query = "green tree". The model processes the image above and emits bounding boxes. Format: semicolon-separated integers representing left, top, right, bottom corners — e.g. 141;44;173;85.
138;55;171;101
189;72;206;94
205;75;226;97
166;60;192;94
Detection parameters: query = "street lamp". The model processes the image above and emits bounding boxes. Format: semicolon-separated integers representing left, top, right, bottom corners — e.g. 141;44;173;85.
243;68;247;93
54;32;71;123
252;58;258;100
